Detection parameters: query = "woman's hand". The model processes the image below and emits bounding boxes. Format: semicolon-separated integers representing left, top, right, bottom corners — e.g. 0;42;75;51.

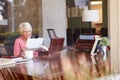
21;47;28;58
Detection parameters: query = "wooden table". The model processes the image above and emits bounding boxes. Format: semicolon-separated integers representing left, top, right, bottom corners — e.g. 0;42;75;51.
0;49;111;80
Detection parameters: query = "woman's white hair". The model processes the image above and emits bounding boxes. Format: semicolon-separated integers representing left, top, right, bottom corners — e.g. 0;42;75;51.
19;22;32;33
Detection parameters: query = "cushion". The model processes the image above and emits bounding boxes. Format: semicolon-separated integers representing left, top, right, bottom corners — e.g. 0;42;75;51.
79;35;95;40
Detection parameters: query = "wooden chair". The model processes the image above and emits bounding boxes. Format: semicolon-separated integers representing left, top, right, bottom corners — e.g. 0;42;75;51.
39;38;64;76
49;38;64;53
39;28;64;58
101;28;108;37
39;38;65;57
75;35;96;51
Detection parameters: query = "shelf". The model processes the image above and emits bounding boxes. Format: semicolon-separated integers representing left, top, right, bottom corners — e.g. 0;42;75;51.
0;19;8;25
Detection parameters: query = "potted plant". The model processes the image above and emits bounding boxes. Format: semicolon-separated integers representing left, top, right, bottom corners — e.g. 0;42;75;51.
99;37;110;61
99;37;109;46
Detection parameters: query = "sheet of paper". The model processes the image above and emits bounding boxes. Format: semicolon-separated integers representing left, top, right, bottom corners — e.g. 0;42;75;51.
26;38;44;49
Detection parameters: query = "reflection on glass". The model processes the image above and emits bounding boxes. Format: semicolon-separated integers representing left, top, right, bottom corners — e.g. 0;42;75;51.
26;60;50;76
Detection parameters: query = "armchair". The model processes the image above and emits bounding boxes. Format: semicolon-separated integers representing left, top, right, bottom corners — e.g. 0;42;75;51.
39;38;65;57
49;38;64;53
4;33;20;56
39;29;65;57
75;35;97;51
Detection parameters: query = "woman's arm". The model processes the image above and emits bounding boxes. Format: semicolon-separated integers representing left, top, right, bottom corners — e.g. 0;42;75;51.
14;39;22;57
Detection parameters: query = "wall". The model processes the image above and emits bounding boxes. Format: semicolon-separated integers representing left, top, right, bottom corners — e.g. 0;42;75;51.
108;0;120;73
42;0;67;46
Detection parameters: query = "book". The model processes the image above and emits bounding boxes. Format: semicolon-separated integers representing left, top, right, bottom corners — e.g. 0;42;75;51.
9;57;30;63
0;58;16;67
14;58;30;63
0;57;30;67
0;57;30;68
2;56;23;62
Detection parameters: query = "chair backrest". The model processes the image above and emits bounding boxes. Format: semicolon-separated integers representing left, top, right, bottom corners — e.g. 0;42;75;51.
81;28;96;34
47;29;58;39
81;28;90;34
101;28;108;37
4;33;35;56
49;38;64;54
75;34;98;50
74;28;81;41
4;33;20;56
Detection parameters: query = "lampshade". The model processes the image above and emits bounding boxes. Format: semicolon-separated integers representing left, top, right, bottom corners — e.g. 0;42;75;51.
74;0;89;8
7;0;13;3
0;12;3;20
82;10;99;22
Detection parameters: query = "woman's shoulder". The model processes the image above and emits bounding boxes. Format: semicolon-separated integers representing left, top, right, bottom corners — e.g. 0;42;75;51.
15;36;21;40
15;37;23;42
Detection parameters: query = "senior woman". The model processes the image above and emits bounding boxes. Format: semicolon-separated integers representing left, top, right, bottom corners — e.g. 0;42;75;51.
14;22;38;57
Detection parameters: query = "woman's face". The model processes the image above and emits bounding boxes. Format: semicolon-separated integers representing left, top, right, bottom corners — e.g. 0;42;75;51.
21;28;32;40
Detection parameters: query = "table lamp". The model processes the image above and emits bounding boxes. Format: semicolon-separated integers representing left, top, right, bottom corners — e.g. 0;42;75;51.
0;12;3;20
82;7;99;33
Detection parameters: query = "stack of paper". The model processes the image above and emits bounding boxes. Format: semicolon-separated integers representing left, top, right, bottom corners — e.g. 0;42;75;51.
0;57;31;67
26;38;44;49
10;57;30;63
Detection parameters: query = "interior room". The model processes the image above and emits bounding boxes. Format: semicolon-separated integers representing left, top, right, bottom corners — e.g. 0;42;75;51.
0;0;120;80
